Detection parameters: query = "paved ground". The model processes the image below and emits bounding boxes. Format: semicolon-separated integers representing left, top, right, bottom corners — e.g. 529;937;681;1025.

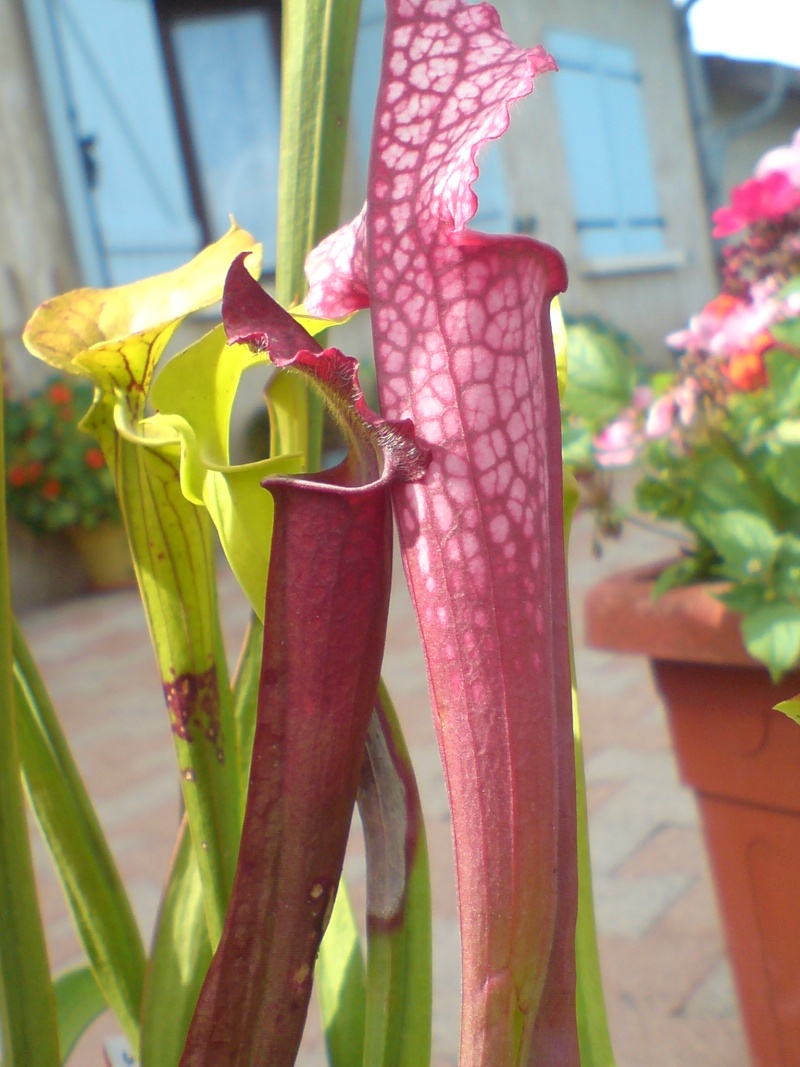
17;507;750;1066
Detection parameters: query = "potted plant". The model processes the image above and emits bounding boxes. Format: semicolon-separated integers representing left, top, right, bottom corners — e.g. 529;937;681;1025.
4;376;132;589
577;130;800;1066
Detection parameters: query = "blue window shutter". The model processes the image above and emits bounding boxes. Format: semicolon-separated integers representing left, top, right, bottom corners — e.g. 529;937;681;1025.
351;0;385;185
23;0;201;286
547;30;665;259
169;11;281;272
350;0;512;232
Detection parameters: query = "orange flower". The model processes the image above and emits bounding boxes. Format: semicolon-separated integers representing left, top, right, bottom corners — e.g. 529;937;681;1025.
723;348;768;391
8;466;28;488
42;479;61;500
48;383;72;405
85;448;105;470
704;293;742;319
721;329;774;391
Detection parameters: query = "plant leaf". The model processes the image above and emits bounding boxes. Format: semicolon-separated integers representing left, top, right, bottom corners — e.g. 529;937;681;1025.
741;600;800;681
0;372;59;1067
359;682;432;1067
23;228;258;946
117;323;301;619
230;616;264;793
271;0;363;469
305;3;577;1061
13;621;145;1053
563;472;616;1067
775;694;800;724
561;320;637;426
140;820;212;1067
179;265;428;1067
315;883;366;1067
695;510;779;581
52;966;107;1065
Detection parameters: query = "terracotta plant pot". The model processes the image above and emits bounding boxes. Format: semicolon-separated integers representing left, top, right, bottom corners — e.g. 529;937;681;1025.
585;562;800;1067
68;521;136;592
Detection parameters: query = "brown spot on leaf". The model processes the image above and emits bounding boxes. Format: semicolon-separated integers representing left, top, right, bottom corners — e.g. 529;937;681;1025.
162;665;224;759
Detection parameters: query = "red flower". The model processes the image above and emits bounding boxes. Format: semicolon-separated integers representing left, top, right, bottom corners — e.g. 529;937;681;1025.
48;383;73;405
85;448;105;470
8;462;44;488
8;466;28;488
42;479;61;500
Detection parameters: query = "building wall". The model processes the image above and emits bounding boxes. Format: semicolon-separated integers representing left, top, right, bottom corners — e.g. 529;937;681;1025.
0;0;80;391
496;0;719;366
2;0;722;378
713;87;800;199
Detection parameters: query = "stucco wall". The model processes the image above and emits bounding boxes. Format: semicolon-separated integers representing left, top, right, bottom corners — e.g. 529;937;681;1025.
713;88;800;198
495;0;719;366
0;0;80;391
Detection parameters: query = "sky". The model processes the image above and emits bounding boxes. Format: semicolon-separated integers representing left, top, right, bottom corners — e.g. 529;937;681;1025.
684;0;800;68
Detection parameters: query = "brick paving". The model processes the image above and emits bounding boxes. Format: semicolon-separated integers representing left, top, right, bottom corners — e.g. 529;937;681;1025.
15;508;750;1066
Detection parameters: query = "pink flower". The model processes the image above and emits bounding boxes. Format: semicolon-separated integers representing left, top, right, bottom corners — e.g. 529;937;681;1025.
667;293;743;352
674;378;700;425
644;378;700;440
594;415;641;466
712;170;800;238
644;393;676;439
756;129;800;187
668;291;780;358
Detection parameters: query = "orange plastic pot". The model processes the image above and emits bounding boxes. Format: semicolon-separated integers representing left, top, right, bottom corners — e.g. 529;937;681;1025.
585;562;800;1067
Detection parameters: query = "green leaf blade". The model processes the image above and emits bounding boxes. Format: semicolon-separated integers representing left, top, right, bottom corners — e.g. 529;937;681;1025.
13;622;146;1054
316;884;366;1067
0;371;60;1067
53;966;107;1065
741;600;800;681
359;685;432;1067
140;821;212;1067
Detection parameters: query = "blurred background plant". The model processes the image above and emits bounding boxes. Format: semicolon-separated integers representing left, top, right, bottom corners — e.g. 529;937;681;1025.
563;128;800;679
4;376;119;535
559;314;643;549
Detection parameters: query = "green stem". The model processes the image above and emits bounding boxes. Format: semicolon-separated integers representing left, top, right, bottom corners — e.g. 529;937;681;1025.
271;0;362;469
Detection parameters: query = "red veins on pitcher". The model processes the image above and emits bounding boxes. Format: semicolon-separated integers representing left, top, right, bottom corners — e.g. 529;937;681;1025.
306;2;577;1065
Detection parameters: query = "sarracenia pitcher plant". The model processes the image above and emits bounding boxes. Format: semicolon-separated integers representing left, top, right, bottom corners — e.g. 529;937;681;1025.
1;1;614;1065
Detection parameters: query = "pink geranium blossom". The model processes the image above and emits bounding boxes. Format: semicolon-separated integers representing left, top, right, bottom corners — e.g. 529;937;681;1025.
756;129;800;187
668;291;780;358
644;378;700;439
712;170;800;238
593;414;641;467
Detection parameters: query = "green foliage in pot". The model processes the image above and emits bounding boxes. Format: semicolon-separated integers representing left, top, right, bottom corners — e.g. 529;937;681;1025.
564;129;800;680
4;377;120;534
